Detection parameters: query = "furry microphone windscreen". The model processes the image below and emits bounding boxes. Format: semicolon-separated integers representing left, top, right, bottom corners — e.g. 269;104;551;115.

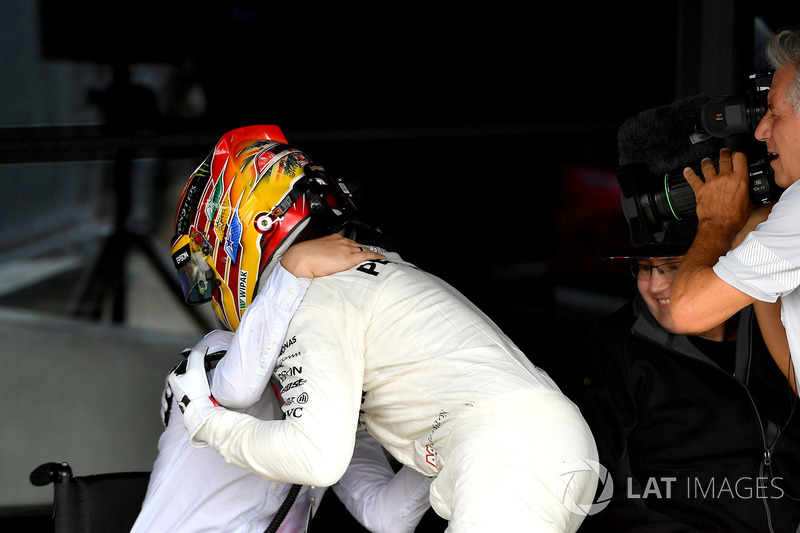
617;94;726;175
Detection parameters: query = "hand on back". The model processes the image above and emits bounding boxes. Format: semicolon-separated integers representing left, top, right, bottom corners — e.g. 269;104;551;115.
281;234;386;278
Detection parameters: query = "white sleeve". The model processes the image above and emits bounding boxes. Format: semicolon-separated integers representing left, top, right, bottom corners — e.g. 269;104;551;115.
332;428;432;533
714;185;800;302
714;234;785;302
196;300;366;487
211;263;311;408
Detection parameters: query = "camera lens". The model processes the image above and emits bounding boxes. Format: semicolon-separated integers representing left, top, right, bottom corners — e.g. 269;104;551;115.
636;158;778;228
658;170;696;222
632;169;696;228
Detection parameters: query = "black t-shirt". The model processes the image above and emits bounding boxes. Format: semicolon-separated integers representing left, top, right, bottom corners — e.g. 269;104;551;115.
687;335;737;375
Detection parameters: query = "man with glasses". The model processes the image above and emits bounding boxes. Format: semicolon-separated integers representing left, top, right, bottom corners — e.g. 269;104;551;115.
577;97;800;531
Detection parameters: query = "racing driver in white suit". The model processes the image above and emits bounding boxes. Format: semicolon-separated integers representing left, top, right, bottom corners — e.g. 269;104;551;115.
133;235;433;532
167;125;599;532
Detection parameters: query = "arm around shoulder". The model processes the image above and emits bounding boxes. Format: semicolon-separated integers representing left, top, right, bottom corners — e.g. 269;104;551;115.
196;409;357;487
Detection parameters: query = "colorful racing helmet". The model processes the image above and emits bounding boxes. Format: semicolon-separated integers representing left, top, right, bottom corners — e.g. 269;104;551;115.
170;125;357;331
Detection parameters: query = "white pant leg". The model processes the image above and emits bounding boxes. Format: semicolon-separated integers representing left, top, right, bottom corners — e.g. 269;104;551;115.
429;392;598;533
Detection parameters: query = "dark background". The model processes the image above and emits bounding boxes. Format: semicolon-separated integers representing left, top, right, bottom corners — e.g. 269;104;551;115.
4;1;800;530
29;0;791;390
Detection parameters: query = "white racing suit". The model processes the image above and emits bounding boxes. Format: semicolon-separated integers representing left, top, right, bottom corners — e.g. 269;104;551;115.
133;264;432;533
197;252;599;532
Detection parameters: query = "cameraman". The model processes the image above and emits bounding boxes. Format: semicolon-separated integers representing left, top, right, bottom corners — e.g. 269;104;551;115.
579;96;800;532
671;29;800;394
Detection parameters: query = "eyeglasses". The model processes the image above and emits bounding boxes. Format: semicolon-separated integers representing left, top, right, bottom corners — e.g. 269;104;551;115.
629;261;682;281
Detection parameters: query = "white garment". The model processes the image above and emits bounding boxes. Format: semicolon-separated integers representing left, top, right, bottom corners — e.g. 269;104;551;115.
210;264;310;409
132;264;432;533
714;180;800;392
198;253;598;532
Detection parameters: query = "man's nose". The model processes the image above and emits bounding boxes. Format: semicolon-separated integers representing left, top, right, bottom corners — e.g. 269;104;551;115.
755;114;771;142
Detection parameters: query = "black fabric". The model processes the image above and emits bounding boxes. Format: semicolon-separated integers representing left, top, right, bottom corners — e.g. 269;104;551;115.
617;94;724;174
604;216;698;259
686;336;736;376
577;297;800;532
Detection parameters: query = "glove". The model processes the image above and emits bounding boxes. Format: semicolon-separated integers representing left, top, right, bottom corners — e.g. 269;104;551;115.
168;344;226;447
161;330;233;428
161;370;175;428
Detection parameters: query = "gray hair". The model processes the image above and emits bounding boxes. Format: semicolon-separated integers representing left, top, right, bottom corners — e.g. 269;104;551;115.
764;30;800;114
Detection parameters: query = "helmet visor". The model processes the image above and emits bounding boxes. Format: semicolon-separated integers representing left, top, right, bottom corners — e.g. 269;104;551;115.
171;234;217;305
